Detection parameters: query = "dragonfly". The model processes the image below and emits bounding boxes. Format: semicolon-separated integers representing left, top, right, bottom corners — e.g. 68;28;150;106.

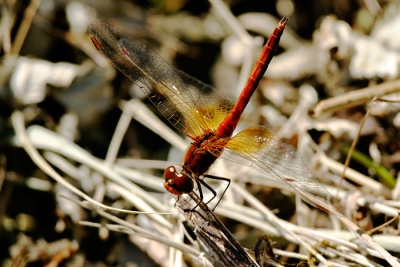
89;17;342;214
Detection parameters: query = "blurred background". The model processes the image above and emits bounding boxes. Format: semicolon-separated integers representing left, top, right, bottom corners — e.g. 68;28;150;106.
1;0;400;266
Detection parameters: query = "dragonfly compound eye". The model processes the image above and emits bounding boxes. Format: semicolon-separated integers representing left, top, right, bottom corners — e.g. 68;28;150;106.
164;166;194;195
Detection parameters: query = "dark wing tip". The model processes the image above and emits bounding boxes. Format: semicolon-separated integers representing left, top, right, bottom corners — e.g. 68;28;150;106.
88;20;107;37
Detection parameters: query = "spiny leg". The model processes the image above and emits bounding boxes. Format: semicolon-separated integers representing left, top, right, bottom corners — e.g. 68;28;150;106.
183;180;207;212
186;175;231;211
203;174;231;211
199;179;217;206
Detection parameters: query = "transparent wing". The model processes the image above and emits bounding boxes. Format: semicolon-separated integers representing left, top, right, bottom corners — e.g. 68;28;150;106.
225;125;344;216
89;21;232;138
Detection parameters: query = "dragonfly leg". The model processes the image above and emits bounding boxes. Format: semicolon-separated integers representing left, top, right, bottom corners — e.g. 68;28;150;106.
173;195;181;208
188;176;231;211
203;175;231;211
199;179;217;206
184;180;213;211
186;180;207;211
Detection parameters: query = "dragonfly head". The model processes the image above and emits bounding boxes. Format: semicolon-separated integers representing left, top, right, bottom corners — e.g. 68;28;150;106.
164;166;194;195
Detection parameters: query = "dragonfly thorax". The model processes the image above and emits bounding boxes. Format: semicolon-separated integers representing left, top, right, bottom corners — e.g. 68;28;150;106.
164;166;194;196
184;133;228;176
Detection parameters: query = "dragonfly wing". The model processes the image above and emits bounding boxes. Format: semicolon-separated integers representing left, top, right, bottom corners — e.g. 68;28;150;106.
89;21;232;138
176;70;234;132
225;125;344;215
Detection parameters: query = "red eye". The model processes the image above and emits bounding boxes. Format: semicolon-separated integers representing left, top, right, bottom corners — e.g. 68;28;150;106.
164;166;176;181
164;166;194;195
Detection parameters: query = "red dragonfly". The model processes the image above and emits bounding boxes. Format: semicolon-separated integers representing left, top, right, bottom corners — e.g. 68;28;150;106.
89;17;341;213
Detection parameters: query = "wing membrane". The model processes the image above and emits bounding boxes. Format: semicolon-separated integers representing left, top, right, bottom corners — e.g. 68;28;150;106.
89;21;232;138
225;126;344;216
